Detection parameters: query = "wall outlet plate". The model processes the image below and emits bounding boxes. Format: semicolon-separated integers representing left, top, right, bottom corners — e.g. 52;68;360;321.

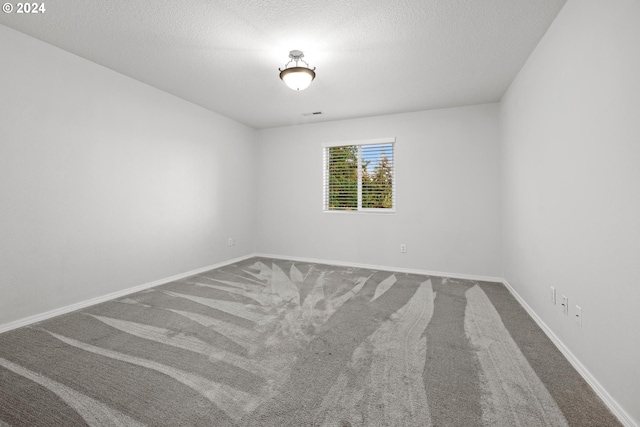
550;286;556;304
575;305;582;326
400;243;407;253
561;295;568;315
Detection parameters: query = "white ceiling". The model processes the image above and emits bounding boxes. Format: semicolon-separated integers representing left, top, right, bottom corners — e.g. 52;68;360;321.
0;0;567;129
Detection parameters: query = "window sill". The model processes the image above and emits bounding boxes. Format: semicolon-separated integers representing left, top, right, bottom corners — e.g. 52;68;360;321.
323;209;396;215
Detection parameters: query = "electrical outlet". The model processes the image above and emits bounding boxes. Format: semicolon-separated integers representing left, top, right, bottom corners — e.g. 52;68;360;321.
400;243;407;253
227;238;236;246
575;305;582;326
550;286;556;305
561;295;568;315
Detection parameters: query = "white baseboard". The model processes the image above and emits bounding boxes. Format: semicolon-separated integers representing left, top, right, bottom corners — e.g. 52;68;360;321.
254;252;503;283
502;279;636;427
0;252;501;335
0;254;254;334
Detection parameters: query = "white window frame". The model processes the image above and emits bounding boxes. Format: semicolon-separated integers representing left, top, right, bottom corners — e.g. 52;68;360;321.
322;137;396;214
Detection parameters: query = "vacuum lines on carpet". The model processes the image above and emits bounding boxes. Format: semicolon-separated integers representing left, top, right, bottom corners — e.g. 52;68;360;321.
0;257;621;426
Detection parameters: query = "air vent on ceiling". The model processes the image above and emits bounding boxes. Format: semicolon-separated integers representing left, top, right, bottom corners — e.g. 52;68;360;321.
303;111;323;116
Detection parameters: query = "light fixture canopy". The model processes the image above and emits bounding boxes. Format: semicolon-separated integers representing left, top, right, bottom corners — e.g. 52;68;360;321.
279;50;316;91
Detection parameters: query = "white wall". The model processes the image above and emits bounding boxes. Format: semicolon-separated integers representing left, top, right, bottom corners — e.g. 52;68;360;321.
256;104;502;278
500;0;640;424
0;25;257;327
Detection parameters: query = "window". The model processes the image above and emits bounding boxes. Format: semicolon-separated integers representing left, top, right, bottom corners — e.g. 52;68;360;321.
323;137;395;212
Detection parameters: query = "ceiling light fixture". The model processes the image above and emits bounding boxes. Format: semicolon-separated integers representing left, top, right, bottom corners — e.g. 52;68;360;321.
279;50;316;91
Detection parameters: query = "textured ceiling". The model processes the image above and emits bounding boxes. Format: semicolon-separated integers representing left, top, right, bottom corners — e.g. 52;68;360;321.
0;0;567;129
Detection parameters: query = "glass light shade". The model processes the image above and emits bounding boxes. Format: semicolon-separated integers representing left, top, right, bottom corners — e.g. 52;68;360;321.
280;67;316;91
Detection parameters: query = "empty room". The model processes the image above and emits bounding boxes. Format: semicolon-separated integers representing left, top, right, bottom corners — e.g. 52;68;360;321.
1;0;638;426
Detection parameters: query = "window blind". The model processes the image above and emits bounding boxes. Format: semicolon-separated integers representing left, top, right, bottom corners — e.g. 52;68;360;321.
323;138;395;212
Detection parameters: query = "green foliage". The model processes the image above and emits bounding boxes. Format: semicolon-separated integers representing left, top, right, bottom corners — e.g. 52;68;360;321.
327;145;393;210
328;145;358;209
362;154;393;209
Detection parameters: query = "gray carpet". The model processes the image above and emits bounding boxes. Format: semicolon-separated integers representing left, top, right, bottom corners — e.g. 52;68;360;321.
0;257;621;426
